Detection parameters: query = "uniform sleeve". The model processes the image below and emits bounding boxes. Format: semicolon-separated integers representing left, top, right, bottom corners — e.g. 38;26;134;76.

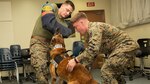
76;27;102;64
42;14;73;38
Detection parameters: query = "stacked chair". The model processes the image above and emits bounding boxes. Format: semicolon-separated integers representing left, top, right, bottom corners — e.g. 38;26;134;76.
0;48;19;84
21;48;36;83
21;48;30;78
10;45;23;83
0;44;36;84
135;38;150;80
10;45;23;67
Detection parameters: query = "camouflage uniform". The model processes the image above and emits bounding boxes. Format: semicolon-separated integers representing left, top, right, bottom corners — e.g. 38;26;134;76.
76;22;139;84
30;38;50;84
30;3;72;84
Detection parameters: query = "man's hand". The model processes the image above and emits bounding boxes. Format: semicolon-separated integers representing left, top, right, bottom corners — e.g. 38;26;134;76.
66;58;77;72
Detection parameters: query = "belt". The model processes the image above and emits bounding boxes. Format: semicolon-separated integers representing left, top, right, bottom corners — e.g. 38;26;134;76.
31;36;50;42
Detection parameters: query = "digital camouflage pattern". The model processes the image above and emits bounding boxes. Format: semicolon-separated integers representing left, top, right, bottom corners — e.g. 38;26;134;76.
30;38;50;84
30;4;54;83
77;22;139;84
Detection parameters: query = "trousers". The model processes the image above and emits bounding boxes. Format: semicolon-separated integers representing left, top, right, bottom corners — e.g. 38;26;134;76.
30;37;50;84
101;51;135;84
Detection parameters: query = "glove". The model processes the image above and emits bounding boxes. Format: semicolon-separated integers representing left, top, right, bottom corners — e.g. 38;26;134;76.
41;2;54;16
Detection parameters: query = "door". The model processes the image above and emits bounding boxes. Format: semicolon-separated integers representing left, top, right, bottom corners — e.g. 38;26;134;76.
79;10;105;22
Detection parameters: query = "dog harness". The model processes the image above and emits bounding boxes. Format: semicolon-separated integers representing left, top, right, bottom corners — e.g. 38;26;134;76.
51;44;63;67
51;50;71;68
51;44;70;67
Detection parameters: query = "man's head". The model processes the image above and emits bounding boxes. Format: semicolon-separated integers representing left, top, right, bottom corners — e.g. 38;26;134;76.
71;12;89;35
59;0;75;18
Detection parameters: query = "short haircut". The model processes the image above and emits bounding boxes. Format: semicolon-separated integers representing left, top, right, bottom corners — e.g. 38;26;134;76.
64;0;75;11
71;12;87;23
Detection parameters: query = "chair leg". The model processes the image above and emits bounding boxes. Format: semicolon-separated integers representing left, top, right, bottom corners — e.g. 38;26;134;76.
137;57;150;80
15;62;20;84
23;64;27;78
9;71;12;81
0;71;2;83
139;57;147;76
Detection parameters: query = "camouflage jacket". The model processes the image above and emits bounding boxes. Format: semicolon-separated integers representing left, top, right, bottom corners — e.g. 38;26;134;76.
77;22;139;64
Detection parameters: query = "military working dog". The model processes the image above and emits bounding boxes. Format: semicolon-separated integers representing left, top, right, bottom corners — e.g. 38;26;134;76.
49;30;99;84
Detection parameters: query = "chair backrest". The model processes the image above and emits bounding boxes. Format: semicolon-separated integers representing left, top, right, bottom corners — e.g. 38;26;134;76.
10;45;21;59
137;38;150;56
21;48;30;58
10;45;23;67
72;41;85;57
0;48;15;71
0;48;13;63
137;38;150;48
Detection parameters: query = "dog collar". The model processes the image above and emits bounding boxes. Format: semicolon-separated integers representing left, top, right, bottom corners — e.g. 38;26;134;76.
53;44;63;49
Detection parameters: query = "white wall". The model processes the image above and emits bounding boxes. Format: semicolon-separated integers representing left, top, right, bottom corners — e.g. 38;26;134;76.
11;0;46;48
0;0;14;48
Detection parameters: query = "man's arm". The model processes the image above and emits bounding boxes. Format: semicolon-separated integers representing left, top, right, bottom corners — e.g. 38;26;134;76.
42;13;73;38
76;27;102;64
41;3;73;38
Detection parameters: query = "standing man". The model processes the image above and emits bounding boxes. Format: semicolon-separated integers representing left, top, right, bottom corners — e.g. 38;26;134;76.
67;12;139;84
30;0;75;84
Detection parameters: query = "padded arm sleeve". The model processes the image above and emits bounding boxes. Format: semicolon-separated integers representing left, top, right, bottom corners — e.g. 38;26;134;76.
42;13;73;38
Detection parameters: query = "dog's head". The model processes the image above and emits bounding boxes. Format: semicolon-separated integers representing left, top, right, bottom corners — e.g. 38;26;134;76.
50;28;66;59
50;28;65;48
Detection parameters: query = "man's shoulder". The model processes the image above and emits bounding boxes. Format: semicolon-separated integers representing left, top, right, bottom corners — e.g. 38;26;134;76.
51;3;58;12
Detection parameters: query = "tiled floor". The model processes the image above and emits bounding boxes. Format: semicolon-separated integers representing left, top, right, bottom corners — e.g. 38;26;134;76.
1;69;150;84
